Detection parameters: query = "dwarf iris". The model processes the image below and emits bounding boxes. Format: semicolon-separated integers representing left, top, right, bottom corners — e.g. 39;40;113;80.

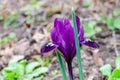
41;15;99;80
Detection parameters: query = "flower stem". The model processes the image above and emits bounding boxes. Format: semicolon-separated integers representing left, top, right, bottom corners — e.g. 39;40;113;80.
67;62;74;80
55;50;68;80
72;8;84;80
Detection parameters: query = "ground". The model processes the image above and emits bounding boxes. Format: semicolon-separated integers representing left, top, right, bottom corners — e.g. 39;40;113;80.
0;0;120;80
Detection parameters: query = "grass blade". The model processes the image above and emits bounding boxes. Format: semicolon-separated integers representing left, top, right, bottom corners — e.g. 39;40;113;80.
72;8;84;80
56;50;68;80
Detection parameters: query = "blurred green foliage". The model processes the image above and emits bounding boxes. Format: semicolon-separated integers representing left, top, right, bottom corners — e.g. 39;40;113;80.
100;9;120;30
83;0;93;8
50;70;61;76
0;57;50;80
100;56;120;80
19;0;45;24
20;0;45;15
0;32;16;44
0;13;19;28
0;0;45;28
84;21;102;38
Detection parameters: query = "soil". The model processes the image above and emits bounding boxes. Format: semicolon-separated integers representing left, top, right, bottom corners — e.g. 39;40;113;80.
0;0;120;80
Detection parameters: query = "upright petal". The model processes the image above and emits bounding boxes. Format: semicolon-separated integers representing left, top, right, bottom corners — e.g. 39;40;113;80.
53;18;74;44
76;16;80;33
79;26;84;42
53;18;74;42
50;28;59;44
81;39;99;48
63;18;74;46
51;18;75;61
41;43;58;53
50;24;67;57
76;16;84;42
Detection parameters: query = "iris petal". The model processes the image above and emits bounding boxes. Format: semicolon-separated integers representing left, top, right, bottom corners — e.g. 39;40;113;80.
54;18;74;45
81;39;99;48
79;26;84;42
51;20;67;56
76;16;84;42
50;18;75;61
41;16;99;63
76;16;81;32
41;43;58;53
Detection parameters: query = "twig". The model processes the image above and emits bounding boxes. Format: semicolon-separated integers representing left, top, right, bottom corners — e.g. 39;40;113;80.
112;30;119;56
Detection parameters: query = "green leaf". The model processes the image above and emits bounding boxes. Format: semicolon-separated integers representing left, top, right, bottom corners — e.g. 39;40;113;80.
0;74;4;80
84;28;95;37
95;27;102;32
88;21;96;28
26;62;40;74
20;5;33;15
15;64;24;76
0;36;9;44
116;56;120;69
108;75;113;80
0;16;4;20
31;67;48;77
114;17;120;29
6;72;15;79
100;16;107;23
51;70;60;76
3;36;9;43
36;75;44;80
19;59;27;67
19;74;33;80
3;14;19;28
30;0;37;5
113;9;120;16
112;69;120;79
100;64;112;76
10;21;19;27
83;0;93;7
3;61;25;77
44;57;50;66
35;57;44;66
1;60;26;80
8;60;17;67
2;67;15;78
80;17;84;22
84;21;99;37
84;24;95;37
3;16;13;28
107;17;115;30
8;32;16;39
26;16;34;24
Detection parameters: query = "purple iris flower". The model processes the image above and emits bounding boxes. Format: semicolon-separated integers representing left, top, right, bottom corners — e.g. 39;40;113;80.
41;16;99;80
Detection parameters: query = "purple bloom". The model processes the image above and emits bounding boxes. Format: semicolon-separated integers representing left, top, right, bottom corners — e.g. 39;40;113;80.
41;16;99;61
41;16;99;80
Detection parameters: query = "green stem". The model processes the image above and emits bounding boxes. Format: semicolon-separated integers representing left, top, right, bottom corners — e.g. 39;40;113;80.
72;8;84;80
55;50;68;80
